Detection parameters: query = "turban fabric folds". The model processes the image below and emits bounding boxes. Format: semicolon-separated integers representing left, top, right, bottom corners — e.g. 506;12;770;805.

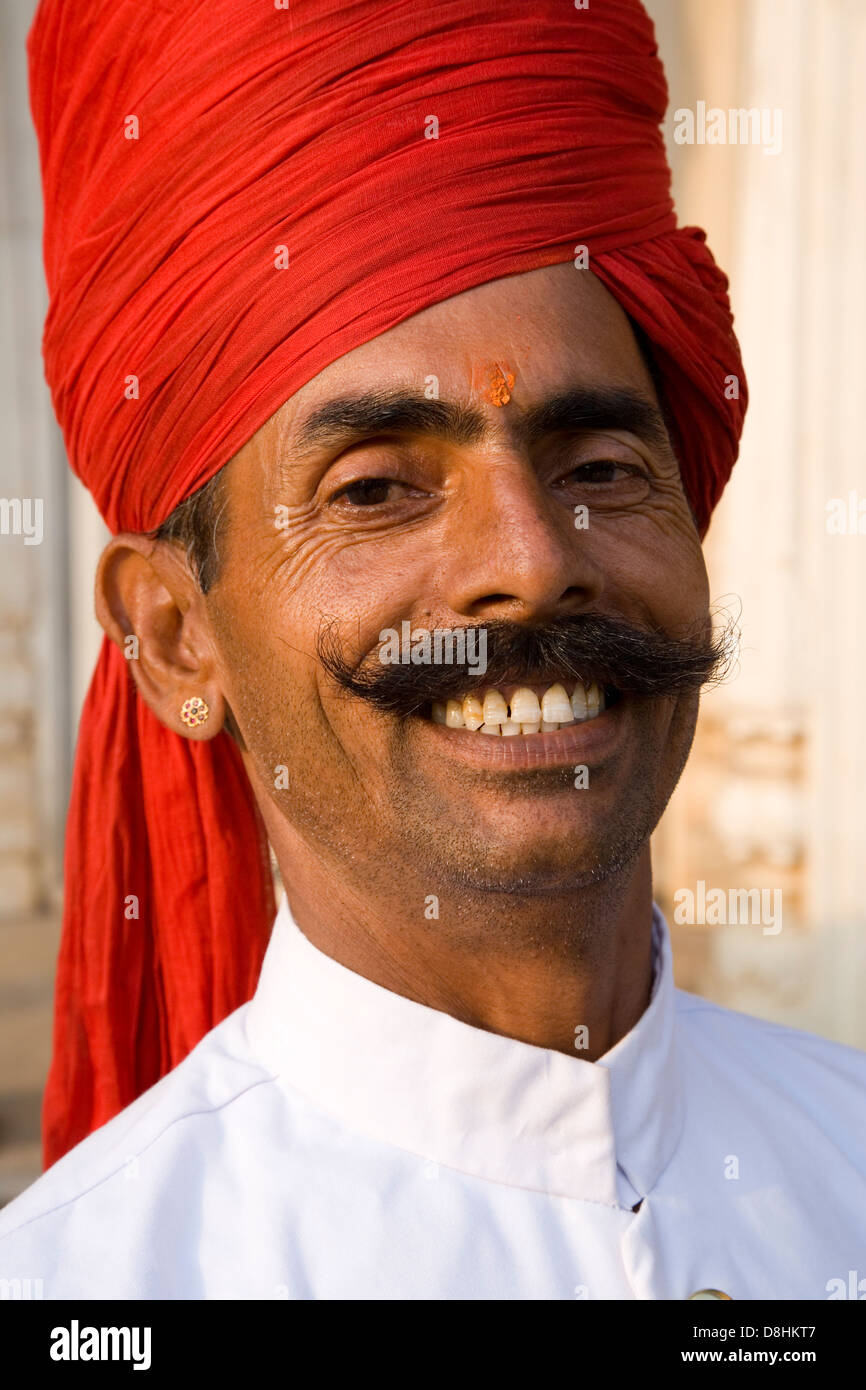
27;0;747;1165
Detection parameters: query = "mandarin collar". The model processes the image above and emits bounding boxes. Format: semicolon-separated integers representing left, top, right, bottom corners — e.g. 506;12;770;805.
245;893;684;1208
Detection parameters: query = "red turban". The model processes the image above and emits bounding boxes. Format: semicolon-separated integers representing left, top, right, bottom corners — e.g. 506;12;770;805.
27;0;747;1165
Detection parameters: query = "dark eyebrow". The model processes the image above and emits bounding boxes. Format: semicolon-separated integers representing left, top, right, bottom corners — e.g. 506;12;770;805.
289;389;486;462
520;387;671;455
287;384;671;465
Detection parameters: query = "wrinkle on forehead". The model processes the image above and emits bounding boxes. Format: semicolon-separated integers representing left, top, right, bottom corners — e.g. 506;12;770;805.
245;263;654;464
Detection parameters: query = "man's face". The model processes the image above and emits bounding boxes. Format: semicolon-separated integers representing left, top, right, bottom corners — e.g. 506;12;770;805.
206;262;710;897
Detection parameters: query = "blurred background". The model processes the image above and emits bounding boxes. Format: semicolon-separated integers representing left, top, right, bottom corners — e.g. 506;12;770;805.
1;0;864;1202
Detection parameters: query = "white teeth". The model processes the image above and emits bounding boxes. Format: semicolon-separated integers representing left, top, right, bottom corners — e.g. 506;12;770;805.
541;682;573;724
445;699;464;728
433;681;611;734
482;689;509;725
509;687;541;724
571;685;588;721
462;694;484;730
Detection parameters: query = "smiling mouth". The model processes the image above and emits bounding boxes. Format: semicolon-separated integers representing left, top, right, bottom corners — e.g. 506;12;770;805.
427;680;623;735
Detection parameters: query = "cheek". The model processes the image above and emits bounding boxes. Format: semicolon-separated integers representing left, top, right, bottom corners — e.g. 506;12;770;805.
649;533;708;626
207;543;413;758
591;504;708;629
292;536;436;668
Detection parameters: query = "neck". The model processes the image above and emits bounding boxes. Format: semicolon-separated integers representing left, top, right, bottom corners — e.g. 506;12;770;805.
268;835;655;1060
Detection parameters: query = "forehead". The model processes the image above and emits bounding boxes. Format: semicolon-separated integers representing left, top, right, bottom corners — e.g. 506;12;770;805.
265;263;659;448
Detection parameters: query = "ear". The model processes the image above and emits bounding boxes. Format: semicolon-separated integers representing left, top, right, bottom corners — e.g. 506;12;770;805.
95;532;227;740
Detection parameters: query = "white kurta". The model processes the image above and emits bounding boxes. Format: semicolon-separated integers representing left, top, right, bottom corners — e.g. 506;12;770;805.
1;895;865;1300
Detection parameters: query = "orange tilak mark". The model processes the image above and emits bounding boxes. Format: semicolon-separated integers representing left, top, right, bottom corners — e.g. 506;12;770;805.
485;361;515;406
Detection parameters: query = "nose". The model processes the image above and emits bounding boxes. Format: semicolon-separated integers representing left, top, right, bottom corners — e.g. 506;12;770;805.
440;455;605;624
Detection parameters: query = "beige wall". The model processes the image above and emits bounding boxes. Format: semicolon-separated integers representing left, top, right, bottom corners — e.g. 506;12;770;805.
0;3;107;922
647;0;866;1044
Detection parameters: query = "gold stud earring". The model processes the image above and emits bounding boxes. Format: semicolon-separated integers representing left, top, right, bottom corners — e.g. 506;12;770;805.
180;696;210;728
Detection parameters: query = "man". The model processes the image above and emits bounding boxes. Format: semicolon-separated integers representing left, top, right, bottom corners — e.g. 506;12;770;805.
1;0;863;1300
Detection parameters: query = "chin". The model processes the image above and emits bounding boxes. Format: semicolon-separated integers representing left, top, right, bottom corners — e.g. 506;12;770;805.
441;821;648;896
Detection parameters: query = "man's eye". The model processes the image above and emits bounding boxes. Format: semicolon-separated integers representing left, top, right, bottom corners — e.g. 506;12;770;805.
561;458;650;507
332;478;406;507
569;460;634;483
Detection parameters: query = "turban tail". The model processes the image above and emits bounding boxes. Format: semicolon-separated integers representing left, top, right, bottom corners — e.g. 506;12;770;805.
27;0;747;1164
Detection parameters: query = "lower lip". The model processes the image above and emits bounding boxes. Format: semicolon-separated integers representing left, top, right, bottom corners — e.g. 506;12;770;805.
412;698;627;771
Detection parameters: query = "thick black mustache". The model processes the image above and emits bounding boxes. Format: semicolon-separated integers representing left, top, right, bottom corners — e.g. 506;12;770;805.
317;613;736;718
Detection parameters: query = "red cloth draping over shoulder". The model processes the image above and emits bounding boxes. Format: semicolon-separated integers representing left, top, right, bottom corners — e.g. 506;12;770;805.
27;0;747;1165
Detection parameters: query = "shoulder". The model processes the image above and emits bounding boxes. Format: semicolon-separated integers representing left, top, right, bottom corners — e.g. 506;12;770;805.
674;987;866;1123
0;1004;277;1264
676;986;866;1069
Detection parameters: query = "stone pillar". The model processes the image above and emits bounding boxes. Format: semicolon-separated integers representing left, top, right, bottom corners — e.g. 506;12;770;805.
0;0;70;913
647;0;866;1045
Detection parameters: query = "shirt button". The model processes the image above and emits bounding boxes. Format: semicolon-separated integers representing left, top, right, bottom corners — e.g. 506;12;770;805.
688;1289;733;1300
